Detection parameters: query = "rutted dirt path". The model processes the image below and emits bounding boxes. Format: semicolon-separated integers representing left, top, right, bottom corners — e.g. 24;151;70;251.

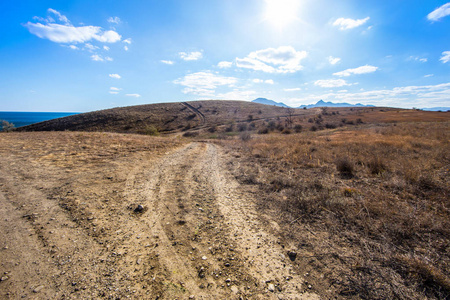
0;134;318;299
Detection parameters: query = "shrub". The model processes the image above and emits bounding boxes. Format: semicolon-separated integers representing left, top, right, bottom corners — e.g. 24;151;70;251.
239;131;251;141
336;157;354;178
368;156;387;175
281;128;292;134
207;126;217;133
294;124;303;133
1;120;15;132
237;123;248;132
142;125;159;136
325;123;337;129
258;127;269;134
183;131;198;137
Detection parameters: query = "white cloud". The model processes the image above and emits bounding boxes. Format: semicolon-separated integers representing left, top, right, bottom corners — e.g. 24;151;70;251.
424;74;434;78
216;89;257;101
333;65;378;77
161;60;174;65
328;56;341;65
124;46;129;51
103;45;110;51
68;45;78;50
236;46;307;73
85;43;99;51
105;56;113;61
91;54;104;61
314;79;350;88
174;71;238;96
109;74;121;79
126;94;141;98
218;61;233;68
292;82;450;108
47;8;70;25
427;3;450;22
123;38;132;44
253;79;274;84
110;87;121;91
107;17;121;24
109;91;119;94
284;88;302;92
25;23;121;44
408;56;428;63
25;9;121;44
333;17;370;30
440;51;450;63
179;51;203;61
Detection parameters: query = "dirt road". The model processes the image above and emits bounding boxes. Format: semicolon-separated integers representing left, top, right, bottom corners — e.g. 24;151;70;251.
0;134;318;299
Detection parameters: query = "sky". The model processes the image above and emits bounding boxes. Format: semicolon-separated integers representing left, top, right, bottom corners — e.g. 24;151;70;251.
0;0;449;112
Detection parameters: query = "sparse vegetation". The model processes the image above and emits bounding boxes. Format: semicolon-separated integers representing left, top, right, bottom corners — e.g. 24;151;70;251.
222;120;450;299
1;120;15;132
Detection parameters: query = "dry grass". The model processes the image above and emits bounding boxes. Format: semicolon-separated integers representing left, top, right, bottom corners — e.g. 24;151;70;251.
222;121;450;299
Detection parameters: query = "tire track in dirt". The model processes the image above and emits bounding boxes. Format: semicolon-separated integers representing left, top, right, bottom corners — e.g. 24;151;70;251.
122;142;319;299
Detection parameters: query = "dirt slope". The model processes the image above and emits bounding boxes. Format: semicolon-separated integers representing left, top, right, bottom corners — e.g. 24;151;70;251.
0;132;318;299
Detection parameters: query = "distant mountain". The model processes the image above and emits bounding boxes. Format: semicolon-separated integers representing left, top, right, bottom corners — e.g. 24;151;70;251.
252;98;289;108
297;100;375;109
421;107;450;112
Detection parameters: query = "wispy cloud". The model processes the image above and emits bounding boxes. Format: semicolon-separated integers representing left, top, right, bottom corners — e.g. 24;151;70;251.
328;56;341;65
424;74;434;78
427;3;450;22
91;54;104;61
109;74;121;79
217;61;233;68
107;16;121;24
123;38;132;44
408;56;428;63
161;60;174;65
179;51;203;61
333;17;370;30
293;82;450;108
103;45;110;51
284;88;302;92
440;51;450;63
25;9;121;44
333;65;378;77
174;71;237;96
252;79;274;84
124;46;129;51
314;79;350;88
126;94;141;97
236;46;307;73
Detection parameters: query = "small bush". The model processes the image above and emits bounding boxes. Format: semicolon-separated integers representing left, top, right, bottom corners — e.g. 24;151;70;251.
207;126;217;133
281;128;292;134
294;124;303;133
325;123;337;129
258;127;269;134
239;131;251;141
336;157;354;178
310;125;318;131
225;124;234;132
183;131;198;137
237;123;248;132
368;156;387;175
142;125;159;136
1;120;15;132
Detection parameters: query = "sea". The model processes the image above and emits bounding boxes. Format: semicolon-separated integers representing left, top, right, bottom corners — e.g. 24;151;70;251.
0;111;80;129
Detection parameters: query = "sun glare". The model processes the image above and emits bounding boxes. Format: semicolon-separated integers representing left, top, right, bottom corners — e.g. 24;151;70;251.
265;0;300;29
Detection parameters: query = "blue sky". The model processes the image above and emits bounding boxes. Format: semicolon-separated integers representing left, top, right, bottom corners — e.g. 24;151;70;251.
1;0;449;112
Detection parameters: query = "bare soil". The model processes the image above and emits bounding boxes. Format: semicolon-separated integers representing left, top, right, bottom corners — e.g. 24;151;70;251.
0;132;319;299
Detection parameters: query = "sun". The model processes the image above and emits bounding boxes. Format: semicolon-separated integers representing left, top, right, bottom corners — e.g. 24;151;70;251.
264;0;301;29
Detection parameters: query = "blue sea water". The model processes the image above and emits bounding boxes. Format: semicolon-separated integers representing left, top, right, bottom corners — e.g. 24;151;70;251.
0;111;79;129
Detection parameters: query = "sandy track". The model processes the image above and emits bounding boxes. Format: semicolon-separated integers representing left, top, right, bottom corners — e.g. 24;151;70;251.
0;138;318;299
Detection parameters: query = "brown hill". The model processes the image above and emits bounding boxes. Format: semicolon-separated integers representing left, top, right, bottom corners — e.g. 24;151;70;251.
16;100;449;136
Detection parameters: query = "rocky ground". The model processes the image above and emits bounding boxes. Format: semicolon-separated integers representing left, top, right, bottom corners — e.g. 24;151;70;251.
0;132;320;299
